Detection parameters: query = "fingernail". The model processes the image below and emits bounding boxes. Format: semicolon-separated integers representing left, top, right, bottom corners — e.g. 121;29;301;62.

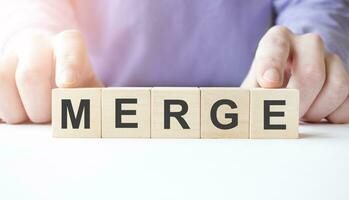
263;68;281;82
58;69;76;86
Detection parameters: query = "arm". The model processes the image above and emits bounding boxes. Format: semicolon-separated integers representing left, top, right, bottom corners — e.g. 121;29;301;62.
274;0;349;70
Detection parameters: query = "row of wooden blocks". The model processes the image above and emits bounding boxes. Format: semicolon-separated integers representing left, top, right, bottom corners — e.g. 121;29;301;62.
52;87;299;139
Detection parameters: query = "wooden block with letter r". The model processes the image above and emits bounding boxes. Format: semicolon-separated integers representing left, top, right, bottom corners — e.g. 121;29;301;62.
200;88;250;139
102;87;151;138
250;88;299;139
151;87;200;138
52;88;102;138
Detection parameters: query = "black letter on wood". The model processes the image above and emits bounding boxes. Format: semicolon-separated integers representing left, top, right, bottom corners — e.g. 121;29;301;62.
115;99;138;128
61;99;90;129
264;100;286;130
164;100;190;129
210;99;238;129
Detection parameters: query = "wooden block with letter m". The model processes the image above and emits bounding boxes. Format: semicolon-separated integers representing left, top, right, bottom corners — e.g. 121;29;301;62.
52;88;102;138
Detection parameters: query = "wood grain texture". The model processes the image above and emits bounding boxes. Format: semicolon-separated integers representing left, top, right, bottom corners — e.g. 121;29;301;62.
151;87;200;138
52;87;300;139
52;88;101;138
201;88;249;139
102;87;151;138
250;88;299;139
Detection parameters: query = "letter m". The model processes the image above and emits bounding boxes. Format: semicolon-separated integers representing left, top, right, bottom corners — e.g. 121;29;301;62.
61;99;90;129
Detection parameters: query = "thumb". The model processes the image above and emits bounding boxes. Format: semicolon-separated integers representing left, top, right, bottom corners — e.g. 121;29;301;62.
52;30;103;88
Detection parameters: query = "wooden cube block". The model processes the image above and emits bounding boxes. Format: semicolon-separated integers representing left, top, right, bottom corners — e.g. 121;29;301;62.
201;88;249;139
151;87;200;138
102;87;151;138
250;88;299;139
52;88;101;138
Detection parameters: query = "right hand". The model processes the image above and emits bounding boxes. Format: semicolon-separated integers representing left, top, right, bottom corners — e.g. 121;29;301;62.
0;29;103;124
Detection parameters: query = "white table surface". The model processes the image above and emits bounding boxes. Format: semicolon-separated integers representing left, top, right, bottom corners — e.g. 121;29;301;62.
0;123;349;200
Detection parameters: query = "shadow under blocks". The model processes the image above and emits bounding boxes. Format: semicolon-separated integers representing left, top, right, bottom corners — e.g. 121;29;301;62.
52;87;299;139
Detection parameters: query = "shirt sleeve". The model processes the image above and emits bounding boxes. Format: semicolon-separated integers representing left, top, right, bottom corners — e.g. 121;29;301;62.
273;0;349;70
0;0;78;53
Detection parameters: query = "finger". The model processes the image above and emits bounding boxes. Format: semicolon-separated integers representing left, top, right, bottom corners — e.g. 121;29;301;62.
0;52;28;123
52;30;103;88
15;34;53;123
327;97;349;124
302;53;349;122
251;26;292;88
287;33;326;117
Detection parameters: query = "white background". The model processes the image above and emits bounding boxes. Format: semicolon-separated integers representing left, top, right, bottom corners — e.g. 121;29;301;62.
0;124;349;200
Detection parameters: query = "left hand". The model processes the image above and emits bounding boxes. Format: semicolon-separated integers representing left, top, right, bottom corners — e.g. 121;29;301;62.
241;26;349;123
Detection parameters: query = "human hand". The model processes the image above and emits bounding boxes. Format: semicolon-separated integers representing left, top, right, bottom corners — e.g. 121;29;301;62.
0;29;103;124
241;26;349;123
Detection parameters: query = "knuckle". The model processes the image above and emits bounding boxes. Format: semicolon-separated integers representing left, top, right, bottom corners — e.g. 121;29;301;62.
58;29;85;44
23;33;48;48
26;33;44;42
330;77;349;95
16;69;44;85
325;53;349;95
269;25;292;36
16;33;51;56
261;35;289;49
302;33;324;48
260;26;291;49
301;64;326;83
327;53;341;62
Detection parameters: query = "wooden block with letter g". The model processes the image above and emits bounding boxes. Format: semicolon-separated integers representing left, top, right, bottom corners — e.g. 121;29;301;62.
102;87;151;138
250;88;299;139
201;88;249;139
151;87;200;138
52;88;101;138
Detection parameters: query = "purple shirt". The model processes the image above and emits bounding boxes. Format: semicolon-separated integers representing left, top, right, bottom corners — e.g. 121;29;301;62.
1;0;349;86
77;0;273;86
